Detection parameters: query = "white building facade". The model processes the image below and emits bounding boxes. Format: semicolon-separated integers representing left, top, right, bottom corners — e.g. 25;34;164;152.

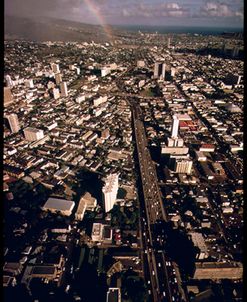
102;174;119;212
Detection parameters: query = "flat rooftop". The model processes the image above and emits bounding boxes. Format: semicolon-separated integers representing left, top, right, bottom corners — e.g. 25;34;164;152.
43;197;75;212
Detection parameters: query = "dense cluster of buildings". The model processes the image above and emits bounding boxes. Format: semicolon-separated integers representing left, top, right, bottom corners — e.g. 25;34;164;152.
3;30;243;302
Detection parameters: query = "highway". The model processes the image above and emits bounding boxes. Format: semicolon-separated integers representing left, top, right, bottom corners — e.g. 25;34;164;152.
131;101;184;302
113;63;185;302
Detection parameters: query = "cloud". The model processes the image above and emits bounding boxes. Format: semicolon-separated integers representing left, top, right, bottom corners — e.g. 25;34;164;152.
5;0;83;17
122;2;189;18
197;1;242;18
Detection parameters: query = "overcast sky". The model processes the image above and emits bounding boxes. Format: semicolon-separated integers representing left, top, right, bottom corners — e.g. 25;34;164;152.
5;0;243;28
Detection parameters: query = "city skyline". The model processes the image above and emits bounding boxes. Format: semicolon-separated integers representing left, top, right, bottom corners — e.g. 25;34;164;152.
5;0;243;28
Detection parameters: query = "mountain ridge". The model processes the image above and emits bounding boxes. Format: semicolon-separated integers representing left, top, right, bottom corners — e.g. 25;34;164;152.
4;15;115;42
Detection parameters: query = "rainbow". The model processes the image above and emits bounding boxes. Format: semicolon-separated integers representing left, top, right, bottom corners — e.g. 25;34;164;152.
84;0;113;42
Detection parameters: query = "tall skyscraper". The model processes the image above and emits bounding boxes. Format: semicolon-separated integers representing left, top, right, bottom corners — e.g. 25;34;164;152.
4;87;13;106
7;114;20;133
171;67;176;77
5;75;13;87
76;67;80;75
171;115;179;138
55;73;62;85
167;37;171;49
53;88;60;100
154;62;166;79
60;82;68;97
102;174;119;212
51;63;60;73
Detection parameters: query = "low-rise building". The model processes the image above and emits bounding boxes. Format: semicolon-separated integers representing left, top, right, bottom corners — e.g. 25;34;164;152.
42;197;75;216
193;261;243;280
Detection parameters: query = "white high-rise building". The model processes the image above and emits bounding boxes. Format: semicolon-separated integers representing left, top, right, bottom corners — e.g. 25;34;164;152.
53;88;60;100
171;115;179;138
24;127;44;141
171;67;176;77
7;114;20;133
55;73;62;85
154;62;166;79
4;87;13;106
76;67;80;75
51;63;60;73
60;82;68;97
102;174;119;212
167;37;171;49
5;75;13;87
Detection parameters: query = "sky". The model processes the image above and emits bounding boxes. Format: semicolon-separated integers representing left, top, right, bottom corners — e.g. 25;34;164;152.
5;0;244;28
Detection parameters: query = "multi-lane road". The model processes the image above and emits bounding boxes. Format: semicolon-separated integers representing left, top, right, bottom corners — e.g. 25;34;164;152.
131;101;184;302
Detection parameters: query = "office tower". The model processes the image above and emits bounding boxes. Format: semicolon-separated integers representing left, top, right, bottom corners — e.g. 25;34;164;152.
53;88;60;100
221;42;226;55
55;73;62;85
60;82;68;97
232;47;239;58
102;174;119;212
76;67;80;75
171;115;179;138
237;75;242;85
25;79;34;88
171;67;176;77
7;114;20;133
5;75;13;87
154;61;166;79
167;37;171;49
24;127;44;141
4;87;13;106
51;63;60;73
